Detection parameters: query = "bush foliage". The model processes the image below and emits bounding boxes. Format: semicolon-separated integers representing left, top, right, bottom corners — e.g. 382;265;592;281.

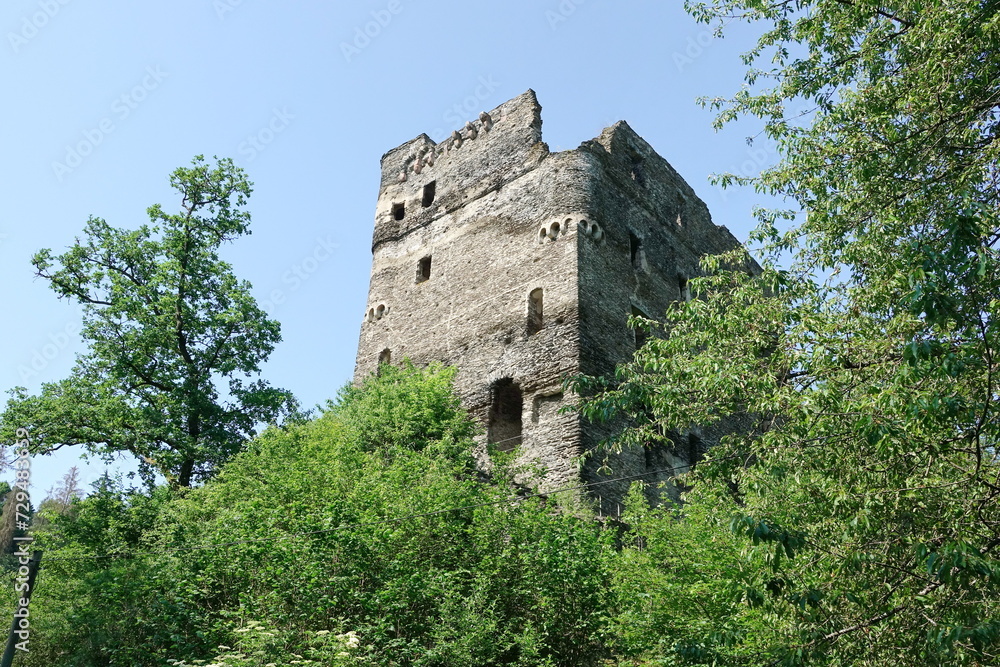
5;363;672;667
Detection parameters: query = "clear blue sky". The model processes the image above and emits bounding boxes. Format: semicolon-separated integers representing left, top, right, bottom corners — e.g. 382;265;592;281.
0;0;776;496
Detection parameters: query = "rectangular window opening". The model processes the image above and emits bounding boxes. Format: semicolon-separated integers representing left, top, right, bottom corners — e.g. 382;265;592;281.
678;274;690;302
392;202;405;221
416;256;432;283
422;181;436;207
488;379;523;452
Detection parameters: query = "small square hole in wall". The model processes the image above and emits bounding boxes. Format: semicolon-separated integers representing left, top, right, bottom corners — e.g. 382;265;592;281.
392;202;405;221
422;181;436;207
416;256;431;283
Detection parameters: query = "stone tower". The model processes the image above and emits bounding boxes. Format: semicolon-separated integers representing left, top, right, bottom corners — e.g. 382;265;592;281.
354;90;746;509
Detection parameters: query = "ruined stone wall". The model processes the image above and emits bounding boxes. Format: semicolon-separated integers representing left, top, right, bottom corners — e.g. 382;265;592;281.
574;121;747;511
354;89;750;507
355;90;588;490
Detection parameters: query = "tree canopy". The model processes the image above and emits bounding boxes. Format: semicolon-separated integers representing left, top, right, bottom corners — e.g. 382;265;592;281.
571;0;1000;663
0;156;297;487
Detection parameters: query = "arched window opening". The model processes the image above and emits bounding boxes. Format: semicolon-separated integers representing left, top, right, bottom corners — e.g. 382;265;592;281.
392;202;405;221
488;378;522;452
377;348;391;374
527;288;543;335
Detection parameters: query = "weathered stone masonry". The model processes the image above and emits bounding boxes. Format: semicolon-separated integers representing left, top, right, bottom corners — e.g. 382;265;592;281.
354;90;746;510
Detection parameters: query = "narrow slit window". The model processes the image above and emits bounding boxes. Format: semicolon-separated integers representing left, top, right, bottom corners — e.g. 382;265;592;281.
422;181;436;207
629;232;643;270
392;202;405;221
527;288;543;335
416;256;432;283
631;305;649;349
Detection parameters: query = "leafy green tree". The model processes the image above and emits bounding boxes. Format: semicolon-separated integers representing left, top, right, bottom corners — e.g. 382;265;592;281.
573;0;1000;663
13;363;615;667
0;156;297;487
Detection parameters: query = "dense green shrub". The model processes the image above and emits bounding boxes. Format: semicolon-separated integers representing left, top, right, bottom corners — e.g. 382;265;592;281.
7;363;622;666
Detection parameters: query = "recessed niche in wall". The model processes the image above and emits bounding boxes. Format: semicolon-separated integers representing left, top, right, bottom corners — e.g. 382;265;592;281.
416;256;432;283
527;288;543;335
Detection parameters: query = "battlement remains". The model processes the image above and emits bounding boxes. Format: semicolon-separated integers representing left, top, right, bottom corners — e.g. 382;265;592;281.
373;90;548;251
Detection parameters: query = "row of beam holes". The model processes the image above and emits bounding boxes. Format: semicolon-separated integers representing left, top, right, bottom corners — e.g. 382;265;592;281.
391;181;437;221
579;219;604;241
366;303;389;322
538;218;604;243
538;219;565;242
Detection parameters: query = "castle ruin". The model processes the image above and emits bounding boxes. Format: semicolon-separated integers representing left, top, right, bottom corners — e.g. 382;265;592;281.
354;90;746;510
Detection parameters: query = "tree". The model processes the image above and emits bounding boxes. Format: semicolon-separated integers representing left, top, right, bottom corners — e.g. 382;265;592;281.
12;363;613;667
572;0;1000;663
0;156;297;488
0;482;24;559
42;466;84;516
